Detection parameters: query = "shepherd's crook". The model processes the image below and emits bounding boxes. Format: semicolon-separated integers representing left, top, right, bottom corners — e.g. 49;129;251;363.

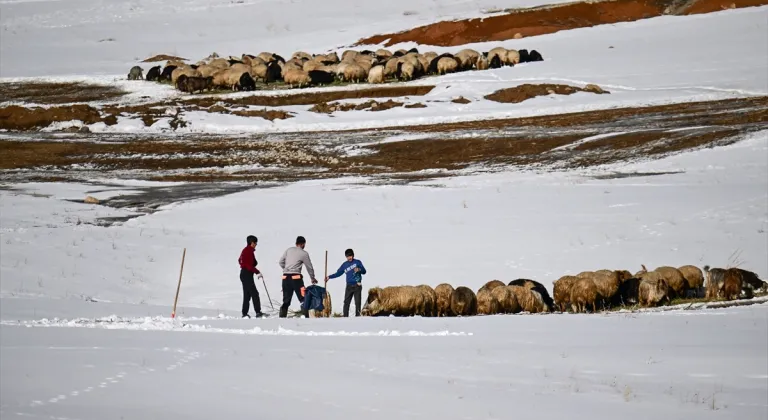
171;248;186;319
262;276;275;310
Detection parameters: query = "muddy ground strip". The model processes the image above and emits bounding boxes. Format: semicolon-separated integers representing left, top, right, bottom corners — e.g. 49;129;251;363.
1;96;765;185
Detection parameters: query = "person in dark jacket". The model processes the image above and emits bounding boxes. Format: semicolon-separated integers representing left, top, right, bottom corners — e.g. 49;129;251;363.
325;248;366;317
239;235;264;318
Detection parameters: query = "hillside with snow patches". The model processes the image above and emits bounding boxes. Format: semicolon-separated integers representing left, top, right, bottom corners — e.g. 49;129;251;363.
1;0;768;419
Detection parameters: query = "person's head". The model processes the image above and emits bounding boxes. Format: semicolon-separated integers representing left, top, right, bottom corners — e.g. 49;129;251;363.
247;235;257;248
296;236;306;249
345;248;354;261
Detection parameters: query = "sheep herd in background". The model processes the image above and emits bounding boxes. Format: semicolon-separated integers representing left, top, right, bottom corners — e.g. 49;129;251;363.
359;264;768;317
127;46;544;93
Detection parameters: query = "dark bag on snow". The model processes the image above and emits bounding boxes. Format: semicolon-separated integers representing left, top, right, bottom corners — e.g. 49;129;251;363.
301;285;327;312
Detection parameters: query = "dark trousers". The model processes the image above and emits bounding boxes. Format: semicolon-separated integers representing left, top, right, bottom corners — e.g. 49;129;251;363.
343;283;362;317
279;274;307;318
240;269;261;316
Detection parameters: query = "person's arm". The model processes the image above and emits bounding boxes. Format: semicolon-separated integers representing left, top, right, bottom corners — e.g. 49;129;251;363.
328;263;345;279
279;249;287;269
302;251;316;281
357;260;366;275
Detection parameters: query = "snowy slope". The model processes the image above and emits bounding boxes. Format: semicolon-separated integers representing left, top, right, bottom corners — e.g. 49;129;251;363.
1;304;767;420
2;126;766;313
4;6;765;134
0;0;566;78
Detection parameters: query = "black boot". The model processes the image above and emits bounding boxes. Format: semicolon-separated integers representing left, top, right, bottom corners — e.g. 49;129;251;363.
279;307;288;318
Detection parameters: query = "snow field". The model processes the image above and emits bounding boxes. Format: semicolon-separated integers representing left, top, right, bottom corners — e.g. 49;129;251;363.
1;304;766;420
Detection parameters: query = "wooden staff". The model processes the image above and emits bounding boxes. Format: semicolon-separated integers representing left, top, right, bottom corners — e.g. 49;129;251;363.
171;248;186;319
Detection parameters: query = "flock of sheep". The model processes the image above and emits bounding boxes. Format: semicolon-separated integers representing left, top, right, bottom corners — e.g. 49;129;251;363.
358;264;767;317
127;45;544;93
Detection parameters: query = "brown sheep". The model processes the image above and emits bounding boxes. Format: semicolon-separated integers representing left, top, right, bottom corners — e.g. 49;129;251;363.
704;266;727;299
367;65;385;84
361;286;427;317
493;286;520;314
384;58;399;79
341;63;367;83
734;268;765;291
436;57;458;74
434;283;454;317
507;279;555;311
450;286;477;316
638;272;670;307
375;48;393;60
553;275;578;312
637;265;688;299
478;279;505;294
487;47;507;64
341;50;359;61
505;49;520;65
592;270;621;308
416;284;438;317
678;265;704;291
476;56;489;70
455;49;480;70
211;68;245;90
354;57;374;73
508;285;547;313
476;287;498;315
196;64;220;78
291;51;312;61
720;268;743;300
569;277;600;313
283;69;311;88
171;66;201;84
303;60;327;73
208;58;230;69
250;63;268;81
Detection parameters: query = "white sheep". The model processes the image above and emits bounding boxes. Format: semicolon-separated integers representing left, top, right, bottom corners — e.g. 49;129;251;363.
367;65;385;84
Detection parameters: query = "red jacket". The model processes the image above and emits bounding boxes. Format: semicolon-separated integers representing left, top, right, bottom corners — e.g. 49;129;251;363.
239;246;260;274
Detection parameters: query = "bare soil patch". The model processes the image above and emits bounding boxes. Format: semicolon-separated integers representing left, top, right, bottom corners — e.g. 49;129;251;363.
309;99;405;113
0;105;117;131
0;82;126;105
484;84;608;104
142;54;187;63
181;85;434;108
354;0;767;47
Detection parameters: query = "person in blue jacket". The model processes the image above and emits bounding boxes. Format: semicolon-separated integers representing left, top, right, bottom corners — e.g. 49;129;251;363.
325;248;366;317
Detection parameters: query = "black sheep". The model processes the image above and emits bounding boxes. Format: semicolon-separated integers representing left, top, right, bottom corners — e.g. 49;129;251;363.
489;55;502;69
618;277;641;306
160;65;177;81
308;70;335;85
518;49;530;63
528;50;543;61
228;59;243;65
360;49;374;55
272;53;286;64
393;50;405;57
145;65;161;81
264;61;282;84
238;72;256;91
407;47;419;54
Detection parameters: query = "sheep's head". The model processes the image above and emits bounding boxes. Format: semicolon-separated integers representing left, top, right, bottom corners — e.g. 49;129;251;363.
362;287;383;316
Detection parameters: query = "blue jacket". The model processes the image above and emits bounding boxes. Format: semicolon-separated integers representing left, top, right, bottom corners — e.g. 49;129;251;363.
328;259;366;285
301;285;327;312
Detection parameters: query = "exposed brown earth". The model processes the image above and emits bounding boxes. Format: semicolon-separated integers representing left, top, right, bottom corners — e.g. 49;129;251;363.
309;99;405;113
0;82;126;105
354;0;767;47
484;84;608;104
0;84;435;131
2;96;764;184
0;105;117;131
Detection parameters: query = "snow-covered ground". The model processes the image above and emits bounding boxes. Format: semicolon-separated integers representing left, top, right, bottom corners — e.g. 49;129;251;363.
2;129;766;311
2;0;767;418
1;303;766;420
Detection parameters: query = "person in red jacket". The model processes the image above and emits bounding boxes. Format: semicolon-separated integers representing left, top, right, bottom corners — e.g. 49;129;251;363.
239;235;265;318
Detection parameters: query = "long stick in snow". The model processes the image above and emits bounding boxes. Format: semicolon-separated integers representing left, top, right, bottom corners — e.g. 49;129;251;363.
262;276;274;310
171;247;186;319
324;250;328;288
